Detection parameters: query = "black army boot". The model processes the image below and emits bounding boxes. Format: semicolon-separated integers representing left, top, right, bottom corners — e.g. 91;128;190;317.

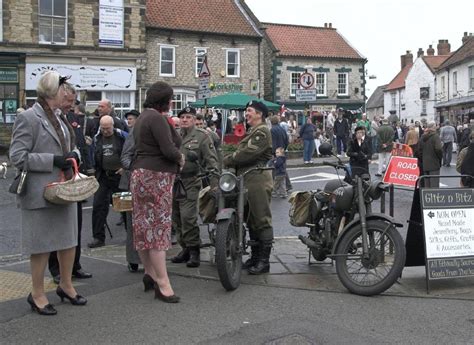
242;244;260;269
186;246;200;268
171;247;190;263
247;242;272;275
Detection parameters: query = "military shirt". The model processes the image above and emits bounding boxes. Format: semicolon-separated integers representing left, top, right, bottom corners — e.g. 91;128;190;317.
223;122;272;170
180;126;219;179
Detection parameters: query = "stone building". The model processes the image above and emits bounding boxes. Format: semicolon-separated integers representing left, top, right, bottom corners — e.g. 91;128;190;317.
262;22;367;116
0;0;147;146
366;85;386;120
145;0;264;115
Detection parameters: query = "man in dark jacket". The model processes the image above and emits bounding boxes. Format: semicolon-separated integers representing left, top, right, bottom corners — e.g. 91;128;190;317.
376;118;395;177
270;115;289;154
419;121;442;188
334;112;350;156
88;115;128;248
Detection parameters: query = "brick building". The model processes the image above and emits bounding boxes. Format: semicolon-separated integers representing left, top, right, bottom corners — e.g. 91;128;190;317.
0;0;147;146
262;23;367;115
145;0;264;115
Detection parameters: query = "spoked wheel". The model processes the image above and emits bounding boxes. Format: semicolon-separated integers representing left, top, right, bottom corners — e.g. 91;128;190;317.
335;219;406;296
215;215;242;291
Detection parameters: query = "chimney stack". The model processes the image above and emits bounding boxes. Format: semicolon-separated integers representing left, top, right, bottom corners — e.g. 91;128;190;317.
417;48;424;57
328;23;332;28
427;44;435;56
462;32;473;45
401;50;413;69
437;39;451;55
324;23;327;28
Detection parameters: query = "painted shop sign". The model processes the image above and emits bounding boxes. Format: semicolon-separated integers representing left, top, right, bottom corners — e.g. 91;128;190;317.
209;83;243;91
420;188;474;283
0;67;18;83
25;64;136;90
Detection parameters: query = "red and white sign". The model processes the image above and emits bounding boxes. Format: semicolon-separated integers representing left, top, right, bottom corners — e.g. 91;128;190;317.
198;56;211;78
299;72;314;89
383;156;420;187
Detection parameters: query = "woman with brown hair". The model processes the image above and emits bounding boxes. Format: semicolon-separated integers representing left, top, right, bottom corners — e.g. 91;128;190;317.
130;81;184;303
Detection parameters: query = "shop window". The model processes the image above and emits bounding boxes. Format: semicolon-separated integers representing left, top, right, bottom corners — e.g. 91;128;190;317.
104;91;133;118
172;94;183;116
38;0;67;45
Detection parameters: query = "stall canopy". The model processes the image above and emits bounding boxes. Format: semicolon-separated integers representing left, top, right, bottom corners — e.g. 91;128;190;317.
190;93;280;111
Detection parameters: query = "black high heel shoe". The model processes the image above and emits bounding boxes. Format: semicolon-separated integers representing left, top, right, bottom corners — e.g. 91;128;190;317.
143;273;155;292
56;287;87;306
27;293;57;315
154;282;180;303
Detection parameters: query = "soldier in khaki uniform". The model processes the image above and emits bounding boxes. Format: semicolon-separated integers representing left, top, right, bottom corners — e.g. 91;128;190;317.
223;101;274;275
171;107;219;267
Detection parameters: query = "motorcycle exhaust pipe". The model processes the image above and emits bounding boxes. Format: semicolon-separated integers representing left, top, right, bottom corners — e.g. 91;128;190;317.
298;235;319;249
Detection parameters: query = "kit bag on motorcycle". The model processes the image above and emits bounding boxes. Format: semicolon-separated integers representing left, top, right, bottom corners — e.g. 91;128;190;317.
288;191;313;227
198;186;217;223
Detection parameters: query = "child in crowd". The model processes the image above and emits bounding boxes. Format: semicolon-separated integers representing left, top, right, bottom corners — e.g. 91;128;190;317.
272;147;288;198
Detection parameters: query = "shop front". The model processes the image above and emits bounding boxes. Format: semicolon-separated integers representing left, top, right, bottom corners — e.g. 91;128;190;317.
0;66;20;124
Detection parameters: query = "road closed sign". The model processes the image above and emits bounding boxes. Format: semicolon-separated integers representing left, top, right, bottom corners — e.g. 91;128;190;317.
383;156;420;187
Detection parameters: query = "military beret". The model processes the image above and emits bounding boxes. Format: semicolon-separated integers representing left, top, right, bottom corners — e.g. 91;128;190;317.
178;107;197;117
246;100;268;118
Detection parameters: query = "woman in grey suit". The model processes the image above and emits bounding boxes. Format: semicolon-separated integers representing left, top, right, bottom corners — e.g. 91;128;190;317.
10;71;87;315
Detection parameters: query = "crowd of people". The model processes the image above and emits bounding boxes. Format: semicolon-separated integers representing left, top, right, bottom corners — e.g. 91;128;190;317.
10;73;279;314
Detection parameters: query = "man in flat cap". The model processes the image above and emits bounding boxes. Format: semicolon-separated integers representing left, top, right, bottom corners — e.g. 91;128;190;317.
223;101;274;275
171;107;219;267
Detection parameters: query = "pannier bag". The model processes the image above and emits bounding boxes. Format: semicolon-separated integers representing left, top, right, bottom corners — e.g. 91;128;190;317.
288;191;313;227
198;186;217;224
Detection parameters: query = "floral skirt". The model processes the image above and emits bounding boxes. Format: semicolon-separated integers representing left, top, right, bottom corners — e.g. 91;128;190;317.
130;169;175;251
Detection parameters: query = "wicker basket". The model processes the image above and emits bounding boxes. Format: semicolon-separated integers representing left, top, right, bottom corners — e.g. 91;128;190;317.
112;192;133;212
44;159;99;205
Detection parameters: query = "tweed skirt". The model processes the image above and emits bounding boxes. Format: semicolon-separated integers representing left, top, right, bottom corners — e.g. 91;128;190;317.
21;203;78;255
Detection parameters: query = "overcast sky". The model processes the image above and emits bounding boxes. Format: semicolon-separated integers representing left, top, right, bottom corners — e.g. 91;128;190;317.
246;0;472;98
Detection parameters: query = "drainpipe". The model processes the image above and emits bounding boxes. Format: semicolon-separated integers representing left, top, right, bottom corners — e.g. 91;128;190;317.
257;39;261;98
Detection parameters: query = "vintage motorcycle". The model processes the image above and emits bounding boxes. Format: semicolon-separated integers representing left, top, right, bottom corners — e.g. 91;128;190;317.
295;143;406;296
188;151;273;291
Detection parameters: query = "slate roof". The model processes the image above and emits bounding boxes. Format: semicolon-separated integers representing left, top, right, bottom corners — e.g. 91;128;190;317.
385;64;412;91
437;37;474;70
366;85;387;109
422;55;451;73
262;23;365;60
146;0;261;37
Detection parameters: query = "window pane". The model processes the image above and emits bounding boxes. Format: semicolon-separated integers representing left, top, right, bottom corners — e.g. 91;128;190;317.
228;51;237;63
86;91;101;101
227;64;236;76
39;17;52;42
0;85;4;98
53;18;66;43
39;0;53;15
162;48;173;61
161;61;172;74
5;85;17;98
53;0;66;16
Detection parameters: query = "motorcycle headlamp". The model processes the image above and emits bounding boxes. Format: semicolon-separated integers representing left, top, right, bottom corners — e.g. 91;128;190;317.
219;172;237;192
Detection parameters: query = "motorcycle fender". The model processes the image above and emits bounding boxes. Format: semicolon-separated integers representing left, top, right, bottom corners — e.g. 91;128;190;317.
216;208;235;222
331;214;402;255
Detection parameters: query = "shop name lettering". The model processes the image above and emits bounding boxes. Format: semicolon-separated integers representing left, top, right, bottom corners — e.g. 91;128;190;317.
423;191;472;205
210;83;243;91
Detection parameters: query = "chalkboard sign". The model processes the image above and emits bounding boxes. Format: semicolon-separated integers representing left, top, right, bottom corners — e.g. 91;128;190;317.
420;188;474;291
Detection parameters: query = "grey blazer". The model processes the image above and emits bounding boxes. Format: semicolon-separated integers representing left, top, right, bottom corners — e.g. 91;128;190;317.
9;103;79;210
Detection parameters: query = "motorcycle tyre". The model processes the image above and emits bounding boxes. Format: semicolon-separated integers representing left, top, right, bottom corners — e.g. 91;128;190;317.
215;216;242;291
335;219;406;296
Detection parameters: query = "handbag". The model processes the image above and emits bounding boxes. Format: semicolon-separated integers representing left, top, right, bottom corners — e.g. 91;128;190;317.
173;175;187;201
44;158;99;204
9;170;28;196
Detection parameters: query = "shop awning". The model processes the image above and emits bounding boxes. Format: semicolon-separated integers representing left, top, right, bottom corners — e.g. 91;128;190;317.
190;93;281;110
434;95;474;108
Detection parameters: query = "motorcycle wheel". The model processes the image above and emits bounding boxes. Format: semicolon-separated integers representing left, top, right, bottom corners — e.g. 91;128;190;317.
215;215;242;291
335;219;406;296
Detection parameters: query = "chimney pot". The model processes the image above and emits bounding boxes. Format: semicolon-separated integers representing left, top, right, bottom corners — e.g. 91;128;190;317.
427;44;435;56
417;48;424;57
462;32;473;45
328;23;332;28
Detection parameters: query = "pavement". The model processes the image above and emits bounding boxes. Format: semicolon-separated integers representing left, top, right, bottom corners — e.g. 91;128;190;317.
1;152;474;326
